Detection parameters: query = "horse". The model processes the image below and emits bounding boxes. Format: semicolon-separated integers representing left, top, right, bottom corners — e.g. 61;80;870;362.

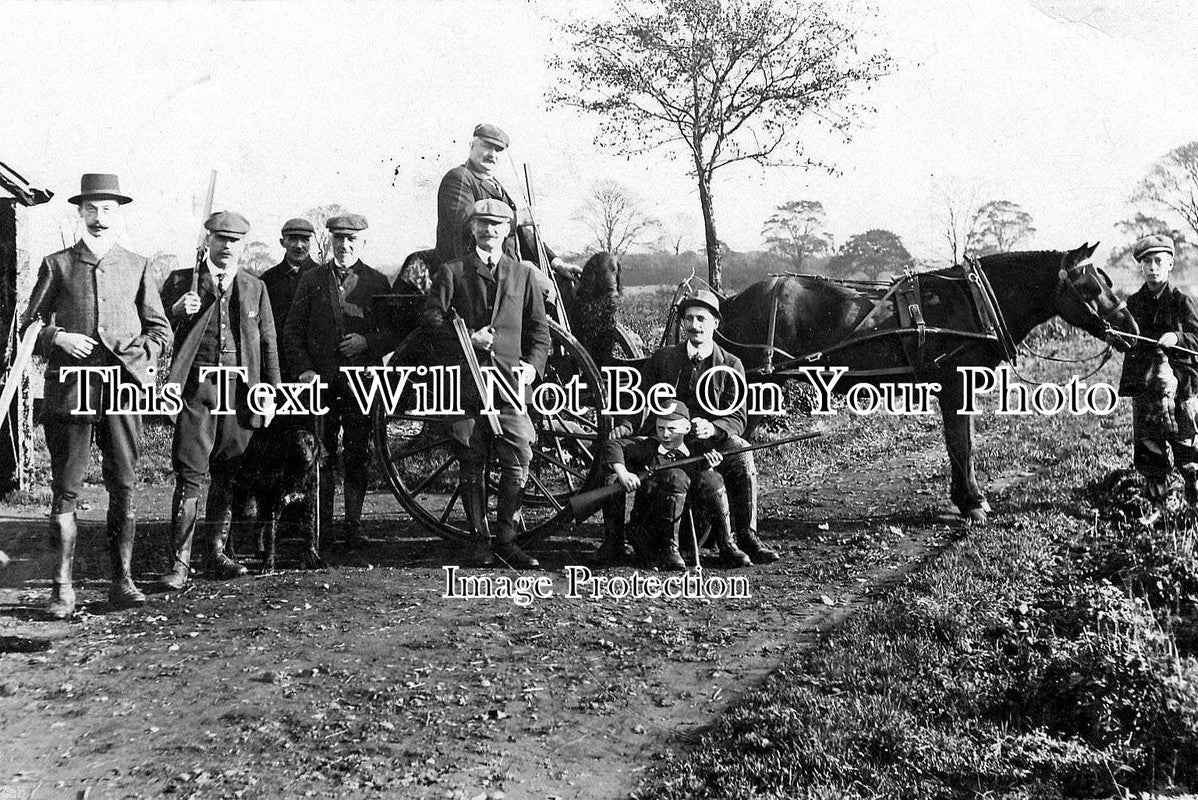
714;243;1139;525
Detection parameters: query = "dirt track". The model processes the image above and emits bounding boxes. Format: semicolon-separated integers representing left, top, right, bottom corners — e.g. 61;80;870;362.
0;428;990;800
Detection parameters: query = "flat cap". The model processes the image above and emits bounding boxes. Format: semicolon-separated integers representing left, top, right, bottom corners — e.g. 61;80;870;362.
1134;234;1174;261
281;217;316;236
205;211;251;239
677;289;721;320
655;400;692;423
470;198;513;223
327;213;369;233
473;123;510;150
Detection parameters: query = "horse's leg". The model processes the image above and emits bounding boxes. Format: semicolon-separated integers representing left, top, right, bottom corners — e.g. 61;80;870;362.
937;385;989;525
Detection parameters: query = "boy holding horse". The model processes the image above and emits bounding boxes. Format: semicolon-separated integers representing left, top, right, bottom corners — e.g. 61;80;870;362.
1118;234;1198;503
602;401;749;570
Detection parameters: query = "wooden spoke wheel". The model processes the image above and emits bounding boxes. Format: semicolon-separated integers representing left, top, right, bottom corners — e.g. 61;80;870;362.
374;320;609;546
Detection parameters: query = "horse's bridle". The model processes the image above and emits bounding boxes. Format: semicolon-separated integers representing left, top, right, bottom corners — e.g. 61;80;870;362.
1055;257;1127;338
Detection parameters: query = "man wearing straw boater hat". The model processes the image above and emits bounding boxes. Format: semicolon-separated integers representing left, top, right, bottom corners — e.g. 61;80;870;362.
18;173;172;617
600;289;779;567
433;123;581;286
158;211;280;588
421;198;552;569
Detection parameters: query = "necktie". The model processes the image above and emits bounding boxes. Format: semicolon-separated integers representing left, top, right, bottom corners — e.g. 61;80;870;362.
488;258;497;279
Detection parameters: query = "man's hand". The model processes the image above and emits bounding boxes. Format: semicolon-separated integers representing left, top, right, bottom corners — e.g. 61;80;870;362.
1159;332;1180;349
513;360;536;386
339;333;367;357
299;370;320;384
613;464;640;492
691;418;716;439
259;392;278;427
470;325;496;353
552;259;583;281
54;332;97;359
612;423;633;439
703;450;724;468
172;291;201;316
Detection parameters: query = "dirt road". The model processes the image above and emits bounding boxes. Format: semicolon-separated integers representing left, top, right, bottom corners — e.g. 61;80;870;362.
0;423;991;799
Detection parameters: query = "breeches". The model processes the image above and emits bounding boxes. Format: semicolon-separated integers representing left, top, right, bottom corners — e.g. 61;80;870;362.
450;408;535;487
44;413;140;515
173;372;254;497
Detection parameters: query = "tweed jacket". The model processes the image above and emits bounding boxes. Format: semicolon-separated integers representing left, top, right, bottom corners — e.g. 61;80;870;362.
629;342;749;442
282;260;394;383
1119;282;1198;398
260;257;318;330
433;163;558;267
19;241;172;417
160;266;281;427
420;252;551;399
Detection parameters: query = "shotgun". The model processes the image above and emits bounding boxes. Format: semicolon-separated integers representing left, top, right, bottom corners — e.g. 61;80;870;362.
191;170;218;294
452;313;503;435
568;430;822;522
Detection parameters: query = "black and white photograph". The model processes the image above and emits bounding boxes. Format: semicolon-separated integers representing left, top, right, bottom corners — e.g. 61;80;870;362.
2;0;1198;797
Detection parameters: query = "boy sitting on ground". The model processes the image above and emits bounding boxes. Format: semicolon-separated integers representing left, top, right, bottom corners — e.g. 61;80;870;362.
601;401;752;571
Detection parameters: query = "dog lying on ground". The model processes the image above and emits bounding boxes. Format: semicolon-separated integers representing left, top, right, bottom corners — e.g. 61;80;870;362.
231;425;324;573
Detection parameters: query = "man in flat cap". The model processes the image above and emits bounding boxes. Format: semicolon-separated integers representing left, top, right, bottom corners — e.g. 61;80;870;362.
601;290;775;567
1118;234;1198;503
157;211;281;588
260;218;318;359
421;198;552;569
434;123;582;290
19;173;172;617
284;214;394;549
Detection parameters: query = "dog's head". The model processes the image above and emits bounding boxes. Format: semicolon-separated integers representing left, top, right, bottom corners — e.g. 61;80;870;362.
276;427;322;489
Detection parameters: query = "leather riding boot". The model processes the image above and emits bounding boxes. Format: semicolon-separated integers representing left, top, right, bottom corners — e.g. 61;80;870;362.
318;469;336;544
106;504;146;608
736;529;780;565
207;476;248;579
594;491;631;566
1183;464;1198;506
159;492;198;590
461;480;495;567
46;512;77;619
655;494;688;572
493;476;539;570
703;483;751;568
343;482;369;549
724;453;778;563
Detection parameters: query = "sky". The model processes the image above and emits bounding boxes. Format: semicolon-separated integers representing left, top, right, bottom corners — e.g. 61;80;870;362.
2;0;1196;279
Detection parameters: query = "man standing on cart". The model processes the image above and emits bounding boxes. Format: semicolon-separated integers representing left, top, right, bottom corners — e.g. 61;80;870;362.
421;199;551;569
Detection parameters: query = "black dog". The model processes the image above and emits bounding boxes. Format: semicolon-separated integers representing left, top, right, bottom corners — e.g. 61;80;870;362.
231;425;324;573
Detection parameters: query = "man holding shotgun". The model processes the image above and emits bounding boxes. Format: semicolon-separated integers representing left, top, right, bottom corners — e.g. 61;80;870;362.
19;173;172;617
421;199;551;569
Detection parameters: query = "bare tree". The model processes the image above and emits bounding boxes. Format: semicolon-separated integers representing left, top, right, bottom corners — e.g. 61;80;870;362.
656;212;697;255
549;0;890;291
1133;141;1198;240
574;180;659;255
761;200;832;271
238;241;274;277
935;182;980;265
304;203;348;265
966;200;1035;255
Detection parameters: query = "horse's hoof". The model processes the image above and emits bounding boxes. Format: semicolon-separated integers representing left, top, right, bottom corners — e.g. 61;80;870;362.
964;508;988;527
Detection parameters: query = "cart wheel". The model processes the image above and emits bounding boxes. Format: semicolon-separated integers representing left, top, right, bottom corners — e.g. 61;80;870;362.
375;320;609;546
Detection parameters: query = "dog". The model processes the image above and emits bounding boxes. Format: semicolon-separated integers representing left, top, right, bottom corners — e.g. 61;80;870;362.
231;424;324;573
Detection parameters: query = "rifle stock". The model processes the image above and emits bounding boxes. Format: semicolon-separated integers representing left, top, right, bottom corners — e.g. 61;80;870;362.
568;430;821;522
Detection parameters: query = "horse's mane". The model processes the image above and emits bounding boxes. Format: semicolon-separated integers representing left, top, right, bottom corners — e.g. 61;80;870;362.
975;250;1060;270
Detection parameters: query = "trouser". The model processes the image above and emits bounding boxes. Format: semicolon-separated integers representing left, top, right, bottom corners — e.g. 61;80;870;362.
1132;394;1198;479
172;370;255;501
315;386;374;529
451;408;535;541
45;412;140;516
716;436;758;539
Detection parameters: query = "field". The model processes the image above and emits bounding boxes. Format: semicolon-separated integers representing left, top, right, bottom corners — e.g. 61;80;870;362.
2;290;1198;799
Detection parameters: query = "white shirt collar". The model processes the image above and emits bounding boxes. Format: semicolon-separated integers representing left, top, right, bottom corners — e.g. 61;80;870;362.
333;257;358;271
80;232;115;259
477;248;502;267
686;341;715;361
657;442;691;457
206;257;235;290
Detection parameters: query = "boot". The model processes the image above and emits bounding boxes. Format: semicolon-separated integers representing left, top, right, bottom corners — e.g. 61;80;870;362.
318;469;336;549
736;529;780;565
1183;465;1198;506
159;492;198;591
343;482;369;549
461;480;495;567
207;476;247;579
593;491;631;566
46;512;77;619
654;494;687;572
493;476;539;570
703;483;751;568
107;504;146;608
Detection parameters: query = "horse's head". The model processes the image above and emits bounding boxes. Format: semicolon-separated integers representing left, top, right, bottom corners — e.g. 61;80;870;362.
1054;242;1139;349
579;252;622;300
